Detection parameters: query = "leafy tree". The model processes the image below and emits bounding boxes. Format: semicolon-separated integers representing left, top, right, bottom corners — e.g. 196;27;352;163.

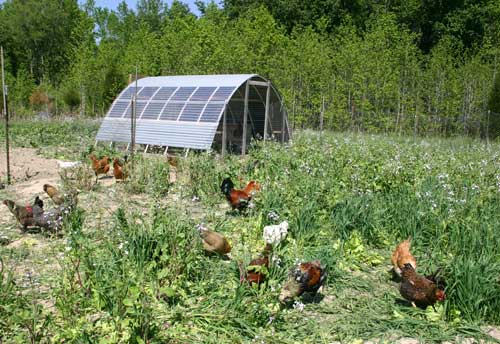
487;72;500;138
0;0;84;83
137;0;167;33
223;0;372;33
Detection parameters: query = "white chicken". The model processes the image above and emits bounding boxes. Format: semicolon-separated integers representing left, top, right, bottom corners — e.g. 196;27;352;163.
263;221;289;245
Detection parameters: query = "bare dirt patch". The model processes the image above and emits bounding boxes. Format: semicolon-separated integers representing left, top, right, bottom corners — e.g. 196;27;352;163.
0;147;67;207
0;147;60;185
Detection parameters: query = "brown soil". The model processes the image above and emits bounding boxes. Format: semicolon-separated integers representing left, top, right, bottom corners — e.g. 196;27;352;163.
0;148;60;187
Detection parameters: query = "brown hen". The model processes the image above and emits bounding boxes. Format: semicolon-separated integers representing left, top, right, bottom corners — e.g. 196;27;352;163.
89;154;110;181
399;263;446;308
391;238;417;277
244;244;272;285
3;199;35;230
198;227;231;255
113;158;127;181
279;260;326;303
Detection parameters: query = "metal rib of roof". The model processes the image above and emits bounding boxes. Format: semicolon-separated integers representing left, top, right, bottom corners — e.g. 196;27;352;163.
96;74;279;150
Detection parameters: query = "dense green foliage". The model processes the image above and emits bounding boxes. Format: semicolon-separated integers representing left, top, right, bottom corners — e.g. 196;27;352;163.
1;122;500;342
1;0;500;136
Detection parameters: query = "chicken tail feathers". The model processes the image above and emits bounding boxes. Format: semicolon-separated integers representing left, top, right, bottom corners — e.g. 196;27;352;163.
220;178;234;196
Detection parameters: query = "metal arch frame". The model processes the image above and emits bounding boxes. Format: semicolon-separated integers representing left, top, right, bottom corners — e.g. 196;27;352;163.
96;74;290;153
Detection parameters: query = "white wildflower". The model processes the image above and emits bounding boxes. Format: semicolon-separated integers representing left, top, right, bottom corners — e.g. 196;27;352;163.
267;211;280;221
271;254;282;266
293;300;305;312
196;223;207;232
263;221;289;245
437;173;449;180
191;196;200;202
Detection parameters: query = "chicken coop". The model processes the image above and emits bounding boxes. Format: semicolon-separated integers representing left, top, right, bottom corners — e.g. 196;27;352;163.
95;74;291;155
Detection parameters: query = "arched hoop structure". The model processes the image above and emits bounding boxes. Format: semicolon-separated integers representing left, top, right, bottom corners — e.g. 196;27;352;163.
96;74;290;155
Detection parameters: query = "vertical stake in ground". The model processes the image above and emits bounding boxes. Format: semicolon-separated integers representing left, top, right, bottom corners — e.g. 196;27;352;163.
130;66;138;172
242;81;249;156
1;46;11;185
264;80;271;143
319;95;325;142
222;105;227;158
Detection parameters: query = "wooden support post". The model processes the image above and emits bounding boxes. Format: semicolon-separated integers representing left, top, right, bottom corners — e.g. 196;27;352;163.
281;100;286;143
264;80;271;141
1;46;10;185
163;146;169;155
222;105;227;157
242;81;249;156
144;144;149;153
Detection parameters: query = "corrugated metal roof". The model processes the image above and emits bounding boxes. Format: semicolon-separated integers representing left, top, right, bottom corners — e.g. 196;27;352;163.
135;74;259;88
96;74;286;150
98;119;218;150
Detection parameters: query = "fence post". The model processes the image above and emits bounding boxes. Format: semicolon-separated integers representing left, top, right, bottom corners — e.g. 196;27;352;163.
242;81;249;156
264;80;271;142
1;46;11;185
130;66;138;171
319;95;324;141
486;110;492;145
222;105;227;158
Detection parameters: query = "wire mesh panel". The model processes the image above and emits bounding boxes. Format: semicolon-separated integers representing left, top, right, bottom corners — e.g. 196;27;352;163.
108;101;130;118
137;87;159;100
119;87;142;100
190;87;216;101
170;87;196;101
123;101;147;118
199;103;225;123
179;103;205;122
152;87;177;101
160;102;185;121
141;102;165;120
211;87;236;101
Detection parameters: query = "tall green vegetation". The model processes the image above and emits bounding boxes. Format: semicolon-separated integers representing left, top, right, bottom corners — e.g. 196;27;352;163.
2;127;499;342
488;72;500;138
1;0;499;137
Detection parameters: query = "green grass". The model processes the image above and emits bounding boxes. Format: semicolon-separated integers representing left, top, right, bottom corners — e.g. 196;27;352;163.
0;119;100;160
1;123;500;343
